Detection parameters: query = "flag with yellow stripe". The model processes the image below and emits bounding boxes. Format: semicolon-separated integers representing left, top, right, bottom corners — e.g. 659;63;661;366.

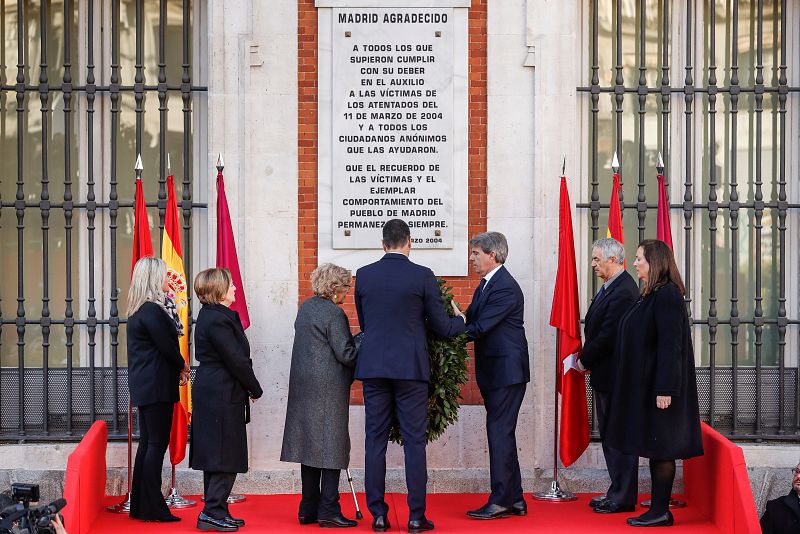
163;174;191;466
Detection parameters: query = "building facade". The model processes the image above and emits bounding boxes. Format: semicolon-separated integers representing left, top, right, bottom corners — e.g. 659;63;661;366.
1;0;799;509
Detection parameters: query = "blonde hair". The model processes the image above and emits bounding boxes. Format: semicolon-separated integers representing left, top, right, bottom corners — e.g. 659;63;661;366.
311;263;351;300
127;257;167;316
194;268;232;305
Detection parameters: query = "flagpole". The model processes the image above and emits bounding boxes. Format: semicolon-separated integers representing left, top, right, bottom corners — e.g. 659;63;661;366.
535;162;577;502
108;155;146;514
533;332;577;502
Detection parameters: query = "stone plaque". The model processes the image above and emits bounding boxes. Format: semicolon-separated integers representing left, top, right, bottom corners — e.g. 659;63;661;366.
331;8;454;249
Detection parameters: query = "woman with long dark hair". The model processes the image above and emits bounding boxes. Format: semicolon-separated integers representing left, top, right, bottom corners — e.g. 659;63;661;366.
127;257;190;522
604;239;703;527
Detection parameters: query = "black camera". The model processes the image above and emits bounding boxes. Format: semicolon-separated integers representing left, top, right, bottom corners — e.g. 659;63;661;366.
0;484;66;534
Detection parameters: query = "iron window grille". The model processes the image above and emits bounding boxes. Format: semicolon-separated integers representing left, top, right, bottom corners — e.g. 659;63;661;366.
578;0;800;441
0;0;208;442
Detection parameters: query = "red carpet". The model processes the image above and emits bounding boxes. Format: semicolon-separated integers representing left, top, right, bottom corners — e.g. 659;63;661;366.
90;493;723;533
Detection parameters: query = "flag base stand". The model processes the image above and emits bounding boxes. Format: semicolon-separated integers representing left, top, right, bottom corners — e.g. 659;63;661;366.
533;480;577;502
106;494;132;514
166;487;197;509
640;498;686;509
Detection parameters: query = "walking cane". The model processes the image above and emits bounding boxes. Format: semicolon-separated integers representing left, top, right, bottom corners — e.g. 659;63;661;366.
346;469;363;520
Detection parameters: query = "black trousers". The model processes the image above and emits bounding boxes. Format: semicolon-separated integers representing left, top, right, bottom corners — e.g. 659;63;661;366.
482;383;526;507
203;472;237;519
130;402;173;520
362;378;428;521
595;390;639;506
299;465;342;519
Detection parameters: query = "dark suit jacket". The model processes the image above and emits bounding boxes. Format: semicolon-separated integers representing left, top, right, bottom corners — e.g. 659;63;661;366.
126;301;185;407
580;270;639;392
190;304;263;473
354;253;465;382
465;265;530;391
761;491;800;534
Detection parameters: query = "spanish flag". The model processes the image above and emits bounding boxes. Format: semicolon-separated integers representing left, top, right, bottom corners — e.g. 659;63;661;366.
163;174;191;465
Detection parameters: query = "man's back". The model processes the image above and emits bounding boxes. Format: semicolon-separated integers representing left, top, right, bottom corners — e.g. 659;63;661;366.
355;253;464;381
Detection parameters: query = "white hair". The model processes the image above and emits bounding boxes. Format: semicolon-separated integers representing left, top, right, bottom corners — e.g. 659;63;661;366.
127;257;167;316
592;238;625;264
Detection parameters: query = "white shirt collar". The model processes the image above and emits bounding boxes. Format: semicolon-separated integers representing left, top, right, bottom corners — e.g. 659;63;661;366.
482;264;503;285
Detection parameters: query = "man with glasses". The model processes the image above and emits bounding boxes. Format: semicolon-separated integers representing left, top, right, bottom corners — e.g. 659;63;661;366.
760;463;800;533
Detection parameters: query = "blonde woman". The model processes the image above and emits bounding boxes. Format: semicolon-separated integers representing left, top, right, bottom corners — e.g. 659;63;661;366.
190;268;262;532
126;257;189;522
281;263;359;528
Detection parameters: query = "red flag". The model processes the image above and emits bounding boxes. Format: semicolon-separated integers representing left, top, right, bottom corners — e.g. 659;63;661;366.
607;172;624;244
550;177;590;467
656;173;674;250
163;175;191;466
216;171;251;329
131;178;153;277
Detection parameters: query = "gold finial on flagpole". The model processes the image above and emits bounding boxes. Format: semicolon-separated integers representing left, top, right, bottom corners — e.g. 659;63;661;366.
562;156;566;176
216;153;224;173
656;152;665;174
611;151;620;173
167;153;172;176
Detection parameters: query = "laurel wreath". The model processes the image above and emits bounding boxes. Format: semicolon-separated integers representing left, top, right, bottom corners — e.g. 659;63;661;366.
389;278;470;444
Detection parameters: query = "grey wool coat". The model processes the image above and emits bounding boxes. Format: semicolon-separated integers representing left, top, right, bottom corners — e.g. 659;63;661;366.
280;296;359;469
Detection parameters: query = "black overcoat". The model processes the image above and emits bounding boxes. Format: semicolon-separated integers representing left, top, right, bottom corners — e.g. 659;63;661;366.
760;491;800;534
189;304;263;473
127;301;184;407
280;296;358;470
604;282;703;460
580;270;639;392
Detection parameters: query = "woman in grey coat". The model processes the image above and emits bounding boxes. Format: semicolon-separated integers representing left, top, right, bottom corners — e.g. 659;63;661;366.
281;263;359;528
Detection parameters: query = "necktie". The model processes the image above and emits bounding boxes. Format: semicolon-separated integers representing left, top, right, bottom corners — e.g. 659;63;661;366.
595;284;606;301
474;278;487;302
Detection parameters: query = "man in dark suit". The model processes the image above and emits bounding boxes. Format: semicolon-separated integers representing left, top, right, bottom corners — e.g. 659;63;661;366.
355;219;466;533
452;232;530;520
760;462;800;534
577;238;640;513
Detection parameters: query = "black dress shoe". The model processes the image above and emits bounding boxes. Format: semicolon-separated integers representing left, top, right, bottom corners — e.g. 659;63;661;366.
627;511;674;527
407;517;434;533
224;515;245;527
197;512;239;532
371;515;390;532
589;495;608;508
299;513;318;525
466;503;512;520
511;500;528;516
144;514;181;523
318;514;357;528
594;500;636;514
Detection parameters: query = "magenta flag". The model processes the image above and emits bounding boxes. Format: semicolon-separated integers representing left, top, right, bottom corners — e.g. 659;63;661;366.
656;173;674;250
216;171;251;329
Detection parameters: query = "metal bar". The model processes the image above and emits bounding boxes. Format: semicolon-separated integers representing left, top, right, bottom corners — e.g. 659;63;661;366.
729;0;740;435
776;0;787;434
85;0;97;429
110;0;121;433
660;0;670;190
637;0;646;245
63;0;75;437
590;0;599;296
0;0;5;432
135;0;143;157
182;0;193;362
15;0;26;438
158;0;167;243
707;0;718;429
39;0;52;436
683;0;694;316
753;0;764;439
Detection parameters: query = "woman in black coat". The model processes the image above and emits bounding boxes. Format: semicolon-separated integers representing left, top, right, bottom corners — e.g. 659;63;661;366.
280;263;359;528
127;257;189;522
605;239;703;528
190;268;263;532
